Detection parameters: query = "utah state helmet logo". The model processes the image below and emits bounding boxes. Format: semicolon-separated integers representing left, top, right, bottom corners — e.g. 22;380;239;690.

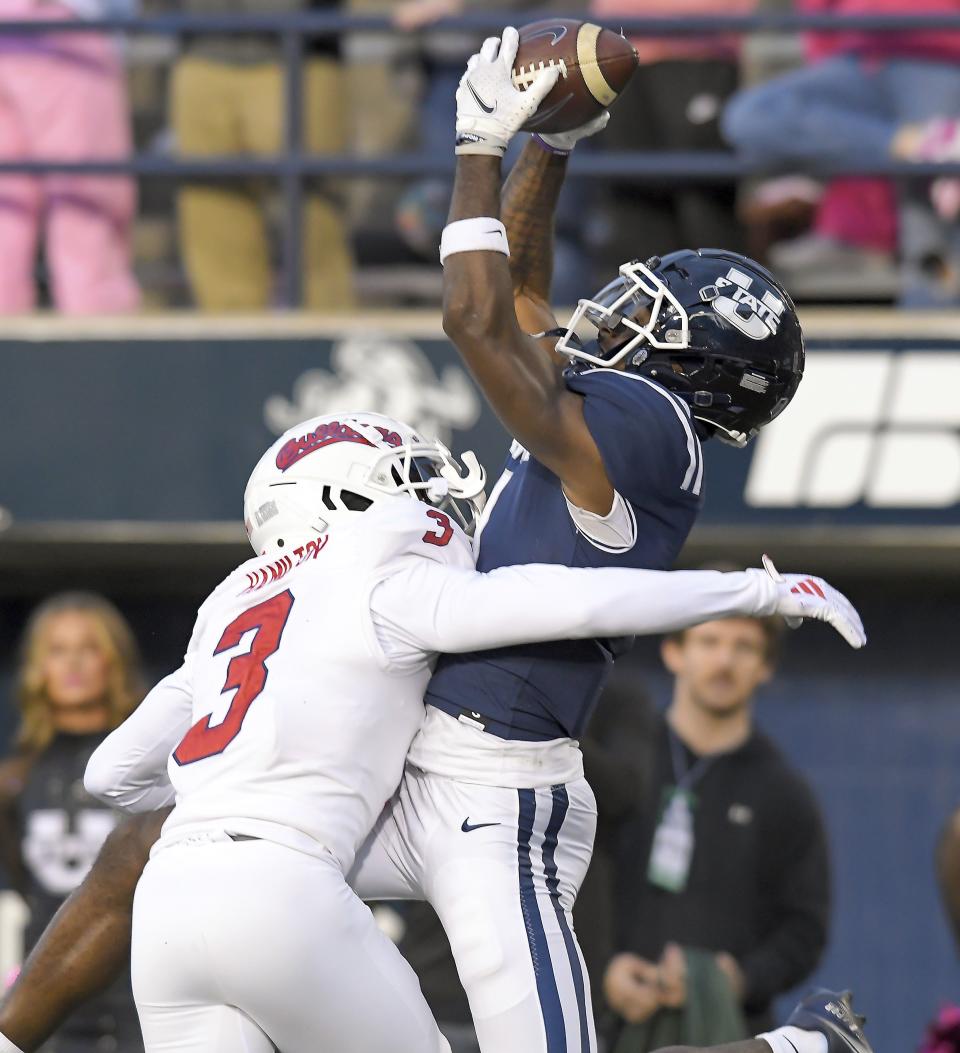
700;267;785;341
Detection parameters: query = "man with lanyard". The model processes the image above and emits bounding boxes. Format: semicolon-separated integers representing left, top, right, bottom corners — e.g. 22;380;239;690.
604;616;829;1039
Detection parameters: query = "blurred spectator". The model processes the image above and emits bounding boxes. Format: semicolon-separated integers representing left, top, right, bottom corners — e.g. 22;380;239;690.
740;0;898;286
0;593;144;1052
391;0;554;168
937;806;960;950
602;617;829;1049
920;1008;960;1053
171;0;354;311
0;0;140;315
722;0;960;306
589;0;756;273
766;179;897;279
919;810;960;1053
390;0;593;302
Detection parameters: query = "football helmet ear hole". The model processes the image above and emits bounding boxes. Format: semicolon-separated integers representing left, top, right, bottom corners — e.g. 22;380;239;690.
340;490;374;513
673;355;707;376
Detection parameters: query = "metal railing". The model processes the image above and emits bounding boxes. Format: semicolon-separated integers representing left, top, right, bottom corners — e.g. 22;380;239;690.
2;10;960;304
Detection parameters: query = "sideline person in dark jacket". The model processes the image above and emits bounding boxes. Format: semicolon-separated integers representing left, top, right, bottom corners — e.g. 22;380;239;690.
603;615;830;1041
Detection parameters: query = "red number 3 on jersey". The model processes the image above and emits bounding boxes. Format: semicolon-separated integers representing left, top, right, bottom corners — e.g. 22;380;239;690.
422;509;453;547
173;590;295;766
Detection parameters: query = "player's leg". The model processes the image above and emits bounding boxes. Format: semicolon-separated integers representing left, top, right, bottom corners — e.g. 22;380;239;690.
0;811;167;1053
418;771;599;1053
133;866;274;1053
133;836;448;1053
136;1004;273;1053
348;776;426;901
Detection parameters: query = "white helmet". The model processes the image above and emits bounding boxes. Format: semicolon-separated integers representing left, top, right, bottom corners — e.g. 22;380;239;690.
243;411;486;557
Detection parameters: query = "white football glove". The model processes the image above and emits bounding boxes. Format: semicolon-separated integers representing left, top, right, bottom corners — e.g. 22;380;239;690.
456;27;560;157
762;555;867;649
536;111;611;155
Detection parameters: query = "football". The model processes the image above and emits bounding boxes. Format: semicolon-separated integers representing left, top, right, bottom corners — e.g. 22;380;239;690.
514;19;639;135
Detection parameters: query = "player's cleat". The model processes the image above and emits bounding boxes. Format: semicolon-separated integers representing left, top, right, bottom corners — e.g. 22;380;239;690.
785;989;872;1053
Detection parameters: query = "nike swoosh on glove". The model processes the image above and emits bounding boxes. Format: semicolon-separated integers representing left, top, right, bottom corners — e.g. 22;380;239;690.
763;555;867;649
456;27;560;156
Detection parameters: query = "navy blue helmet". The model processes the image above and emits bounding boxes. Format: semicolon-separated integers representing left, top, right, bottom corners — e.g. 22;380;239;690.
556;248;805;447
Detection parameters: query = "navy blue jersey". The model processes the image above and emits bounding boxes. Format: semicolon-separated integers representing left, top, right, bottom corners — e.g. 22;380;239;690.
424;368;704;741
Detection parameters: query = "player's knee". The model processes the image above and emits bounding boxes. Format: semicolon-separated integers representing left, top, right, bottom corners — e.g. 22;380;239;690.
444;900;505;987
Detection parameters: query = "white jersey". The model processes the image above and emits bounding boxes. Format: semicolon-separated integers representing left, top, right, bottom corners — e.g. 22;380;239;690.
88;501;472;872
86;499;781;869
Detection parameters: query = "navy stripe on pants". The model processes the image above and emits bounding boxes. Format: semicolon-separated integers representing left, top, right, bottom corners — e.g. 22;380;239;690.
543;786;591;1053
517;788;566;1053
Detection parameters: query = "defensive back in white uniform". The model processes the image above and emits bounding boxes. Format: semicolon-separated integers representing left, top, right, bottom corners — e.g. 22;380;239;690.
85;412;864;1053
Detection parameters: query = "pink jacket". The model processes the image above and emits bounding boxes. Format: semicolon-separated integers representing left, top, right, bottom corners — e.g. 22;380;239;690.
801;0;960;64
589;0;758;65
0;0;121;70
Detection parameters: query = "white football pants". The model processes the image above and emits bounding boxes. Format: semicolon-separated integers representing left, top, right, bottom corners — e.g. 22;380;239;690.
132;834;450;1053
349;766;598;1053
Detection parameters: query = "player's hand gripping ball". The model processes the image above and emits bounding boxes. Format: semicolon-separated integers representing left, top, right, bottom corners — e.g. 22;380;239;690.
515;19;639;134
455;23;638;157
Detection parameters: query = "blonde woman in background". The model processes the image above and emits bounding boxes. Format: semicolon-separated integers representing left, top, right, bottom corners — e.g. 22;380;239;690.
0;593;144;1053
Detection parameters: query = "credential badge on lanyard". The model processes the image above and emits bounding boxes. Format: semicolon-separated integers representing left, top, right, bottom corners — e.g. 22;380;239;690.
647;725;717;893
647;788;695;893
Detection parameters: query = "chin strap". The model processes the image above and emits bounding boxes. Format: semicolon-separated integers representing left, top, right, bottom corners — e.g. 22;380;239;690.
690;412;749;448
441;450;486;502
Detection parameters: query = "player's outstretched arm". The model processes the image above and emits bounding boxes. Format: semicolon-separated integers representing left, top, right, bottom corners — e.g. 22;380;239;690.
0;810;168;1053
373;559;866;660
442;29;617;514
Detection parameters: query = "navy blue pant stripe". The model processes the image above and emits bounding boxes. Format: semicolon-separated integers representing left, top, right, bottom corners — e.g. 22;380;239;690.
517;788;566;1053
543;786;591;1053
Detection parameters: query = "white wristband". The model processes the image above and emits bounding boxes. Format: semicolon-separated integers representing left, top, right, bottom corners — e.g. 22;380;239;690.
758;1027;828;1053
439;218;510;265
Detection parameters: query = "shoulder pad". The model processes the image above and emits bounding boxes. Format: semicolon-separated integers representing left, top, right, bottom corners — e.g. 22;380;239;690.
566;367;692;421
337;500;475;571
